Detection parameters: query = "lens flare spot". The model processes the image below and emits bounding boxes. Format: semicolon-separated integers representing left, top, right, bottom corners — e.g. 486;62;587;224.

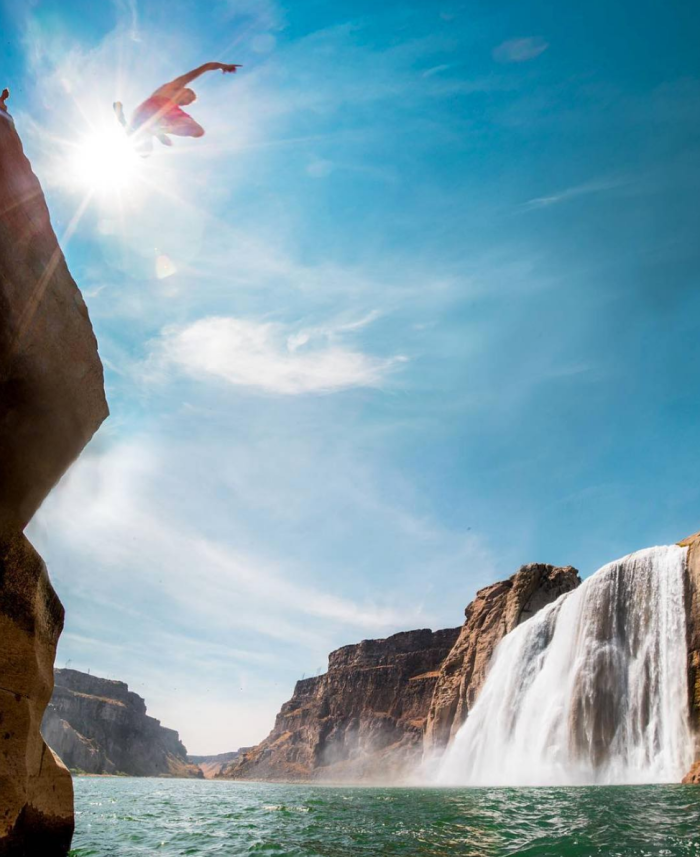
156;253;177;279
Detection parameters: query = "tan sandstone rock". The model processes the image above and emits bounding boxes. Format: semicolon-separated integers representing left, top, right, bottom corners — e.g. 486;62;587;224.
423;563;581;755
222;628;460;783
0;111;108;853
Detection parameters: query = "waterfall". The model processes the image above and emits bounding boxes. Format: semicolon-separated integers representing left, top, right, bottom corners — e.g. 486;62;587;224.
437;545;693;786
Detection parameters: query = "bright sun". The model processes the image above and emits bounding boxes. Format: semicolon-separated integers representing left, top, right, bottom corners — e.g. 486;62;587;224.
69;128;141;194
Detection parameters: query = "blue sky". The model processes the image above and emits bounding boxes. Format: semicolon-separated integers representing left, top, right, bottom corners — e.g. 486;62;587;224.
4;0;699;753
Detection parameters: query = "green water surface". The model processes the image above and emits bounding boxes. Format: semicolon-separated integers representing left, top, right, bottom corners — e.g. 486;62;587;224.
70;777;700;856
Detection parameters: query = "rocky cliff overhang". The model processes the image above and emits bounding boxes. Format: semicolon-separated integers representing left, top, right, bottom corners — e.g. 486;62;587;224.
0;109;108;854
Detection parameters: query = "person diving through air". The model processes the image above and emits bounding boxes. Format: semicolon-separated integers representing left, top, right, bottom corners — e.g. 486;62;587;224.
114;61;241;155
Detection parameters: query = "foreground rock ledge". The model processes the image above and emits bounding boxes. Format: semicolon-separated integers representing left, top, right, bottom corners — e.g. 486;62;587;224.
0;110;108;854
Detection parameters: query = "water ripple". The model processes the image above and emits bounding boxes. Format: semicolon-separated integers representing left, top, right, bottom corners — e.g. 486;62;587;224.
70;778;700;857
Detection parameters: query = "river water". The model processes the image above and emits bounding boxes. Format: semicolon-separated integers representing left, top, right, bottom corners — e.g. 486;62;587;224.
70;777;700;856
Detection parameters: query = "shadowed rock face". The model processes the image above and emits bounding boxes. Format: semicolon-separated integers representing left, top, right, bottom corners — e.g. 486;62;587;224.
680;531;700;783
423;563;581;755
222;628;460;783
0;112;108;853
42;670;203;779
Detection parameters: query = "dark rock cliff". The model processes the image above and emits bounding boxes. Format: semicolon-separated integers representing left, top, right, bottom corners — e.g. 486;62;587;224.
0;110;108;853
222;628;460;783
42;670;202;778
423;563;581;754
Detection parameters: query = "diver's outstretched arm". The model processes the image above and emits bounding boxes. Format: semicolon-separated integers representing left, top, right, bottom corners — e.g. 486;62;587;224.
160;62;241;93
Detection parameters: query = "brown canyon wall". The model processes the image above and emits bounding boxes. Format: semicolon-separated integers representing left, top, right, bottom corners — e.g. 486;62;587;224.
424;563;581;754
223;563;581;783
0;110;108;853
222;628;460;783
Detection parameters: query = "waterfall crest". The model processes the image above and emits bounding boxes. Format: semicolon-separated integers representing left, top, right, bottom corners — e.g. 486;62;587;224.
436;545;693;786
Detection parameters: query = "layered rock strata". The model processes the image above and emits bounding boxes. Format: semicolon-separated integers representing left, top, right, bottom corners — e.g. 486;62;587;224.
42;670;202;778
222;628;460;783
681;530;700;784
423;563;580;754
0;111;108;852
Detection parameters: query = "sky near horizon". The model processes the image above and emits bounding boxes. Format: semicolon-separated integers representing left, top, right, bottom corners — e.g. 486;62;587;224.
3;0;700;754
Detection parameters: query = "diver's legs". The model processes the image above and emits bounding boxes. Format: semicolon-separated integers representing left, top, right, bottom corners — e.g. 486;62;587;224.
162;112;205;138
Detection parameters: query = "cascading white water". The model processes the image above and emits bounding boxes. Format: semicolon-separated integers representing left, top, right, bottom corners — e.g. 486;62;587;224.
437;545;693;786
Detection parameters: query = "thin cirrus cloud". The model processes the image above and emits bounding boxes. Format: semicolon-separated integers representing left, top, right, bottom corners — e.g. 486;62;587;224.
493;37;549;64
151;316;407;395
522;177;628;210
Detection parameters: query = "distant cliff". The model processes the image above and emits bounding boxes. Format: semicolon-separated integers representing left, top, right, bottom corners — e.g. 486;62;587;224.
424;563;581;753
42;669;202;778
0;110;108;853
188;750;251;779
223;628;460;782
223;564;581;783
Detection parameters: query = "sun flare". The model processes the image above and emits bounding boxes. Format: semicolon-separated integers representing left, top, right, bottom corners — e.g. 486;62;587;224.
69;127;141;194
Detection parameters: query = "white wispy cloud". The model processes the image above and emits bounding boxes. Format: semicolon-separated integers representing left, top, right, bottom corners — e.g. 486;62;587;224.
30;427;494;749
523;177;628;210
30;441;421;642
493;37;548;64
150;315;406;394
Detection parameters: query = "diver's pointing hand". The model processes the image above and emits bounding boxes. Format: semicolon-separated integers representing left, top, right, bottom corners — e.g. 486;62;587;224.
221;64;242;73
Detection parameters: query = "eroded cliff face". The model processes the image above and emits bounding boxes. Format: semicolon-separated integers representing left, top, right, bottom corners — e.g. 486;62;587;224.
222;628;460;783
423;563;581;755
42;670;202;778
0;112;108;853
680;531;700;784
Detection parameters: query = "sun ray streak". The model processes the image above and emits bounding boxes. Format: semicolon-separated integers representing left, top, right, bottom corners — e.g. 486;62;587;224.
9;189;93;359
